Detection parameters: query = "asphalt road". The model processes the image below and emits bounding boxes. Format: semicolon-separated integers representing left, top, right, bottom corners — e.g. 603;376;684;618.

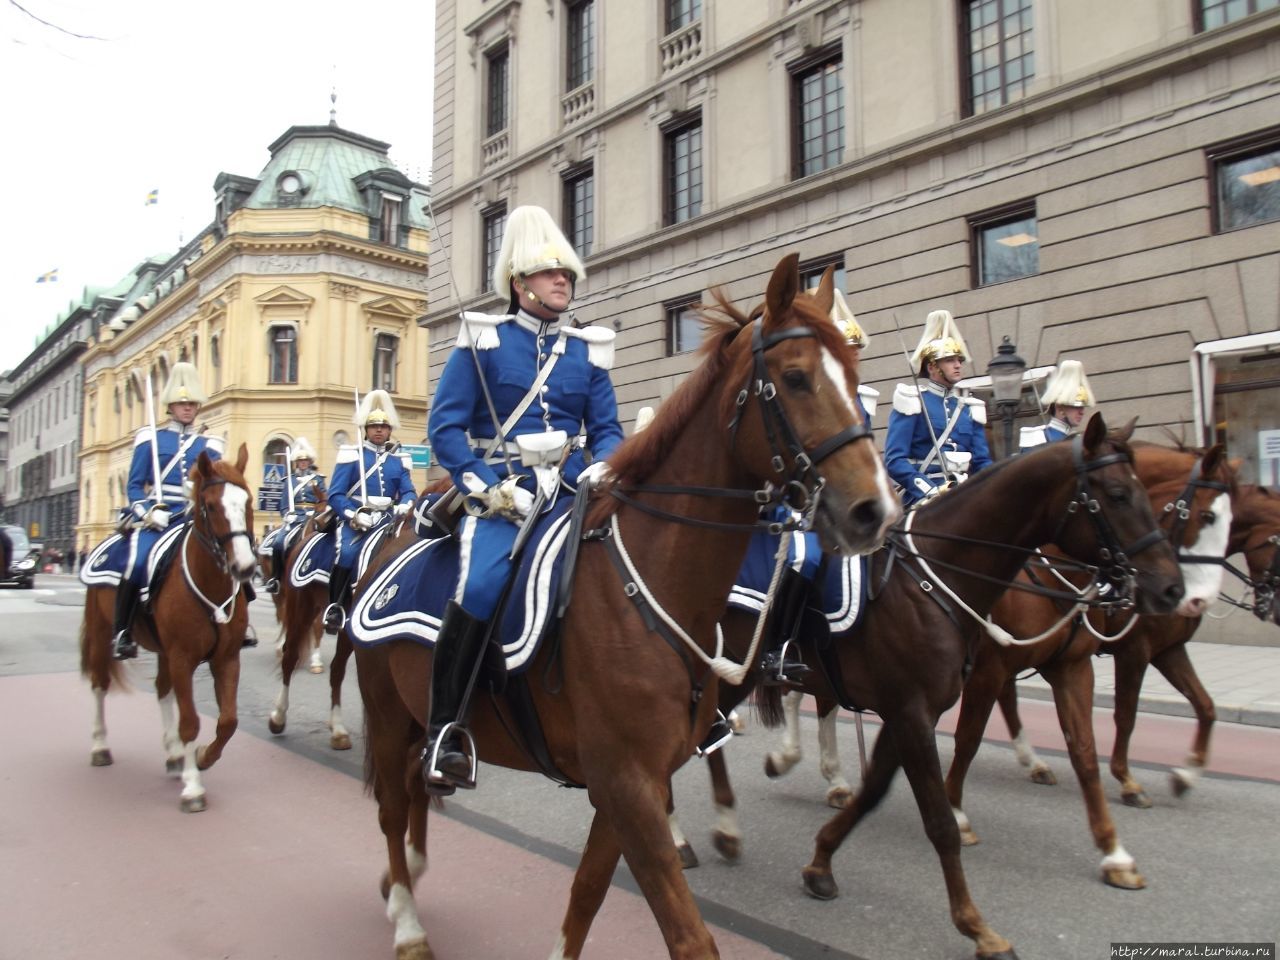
3;575;1278;960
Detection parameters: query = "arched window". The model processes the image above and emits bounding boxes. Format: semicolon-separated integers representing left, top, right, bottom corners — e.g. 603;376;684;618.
268;324;298;384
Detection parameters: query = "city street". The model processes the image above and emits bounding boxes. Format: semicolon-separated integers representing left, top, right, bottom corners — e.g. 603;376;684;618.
3;574;1278;960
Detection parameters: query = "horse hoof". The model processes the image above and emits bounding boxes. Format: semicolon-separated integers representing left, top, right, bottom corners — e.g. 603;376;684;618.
1029;766;1057;786
90;749;113;767
826;787;853;809
802;867;839;901
960;826;980;847
977;947;1020;960
712;831;741;862
268;716;286;736
676;842;699;869
309;663;324;675
181;794;208;813
1103;866;1147;890
395;938;435;960
1170;772;1194;798
165;757;183;776
1122;790;1152;809
330;732;353;751
380;873;391;900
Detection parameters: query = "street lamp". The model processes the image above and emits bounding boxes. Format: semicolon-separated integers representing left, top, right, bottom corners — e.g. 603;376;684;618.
986;336;1026;460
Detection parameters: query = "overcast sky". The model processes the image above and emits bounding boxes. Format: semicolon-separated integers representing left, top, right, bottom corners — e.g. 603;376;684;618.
0;0;436;374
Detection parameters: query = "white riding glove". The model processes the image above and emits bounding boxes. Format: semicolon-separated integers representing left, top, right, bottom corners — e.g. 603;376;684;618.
393;501;413;517
144;505;172;531
350;508;376;531
576;461;612;491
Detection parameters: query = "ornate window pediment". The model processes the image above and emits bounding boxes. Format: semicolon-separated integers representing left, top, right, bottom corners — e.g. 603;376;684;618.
254;285;315;309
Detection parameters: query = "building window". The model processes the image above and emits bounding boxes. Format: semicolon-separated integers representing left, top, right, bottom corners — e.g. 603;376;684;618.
563;165;594;257
379;196;404;245
566;0;595;91
486;43;510;138
210;334;222;392
666;0;701;33
964;0;1034;117
792;51;845;179
666;295;702;355
1198;0;1279;31
1210;133;1280;232
971;203;1039;286
1193;333;1280;485
799;255;847;295
664;116;703;226
373;333;399;392
482;204;507;294
268;325;298;384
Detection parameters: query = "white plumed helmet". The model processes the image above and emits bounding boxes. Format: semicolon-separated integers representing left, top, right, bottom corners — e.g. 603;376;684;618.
1041;360;1095;409
910;309;970;367
159;362;207;406
354;389;400;430
492;205;586;299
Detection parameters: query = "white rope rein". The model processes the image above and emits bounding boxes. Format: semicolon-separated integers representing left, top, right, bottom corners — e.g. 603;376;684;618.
609;513;791;685
901;511;1096;647
1038;554;1138;642
181;528;241;625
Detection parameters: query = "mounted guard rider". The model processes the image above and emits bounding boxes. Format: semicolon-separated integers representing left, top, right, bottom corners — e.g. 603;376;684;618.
423;204;624;794
262;437;327;595
883;309;992;507
322;391;416;633
112;362;225;660
1019;359;1095;453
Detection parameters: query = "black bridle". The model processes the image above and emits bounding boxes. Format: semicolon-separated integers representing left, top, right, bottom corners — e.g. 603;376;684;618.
190;474;256;572
609;317;873;532
1211;531;1280;621
1157;457;1230;557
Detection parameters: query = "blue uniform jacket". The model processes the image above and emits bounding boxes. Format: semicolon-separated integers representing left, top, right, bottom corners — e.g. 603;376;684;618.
329;443;415;521
884;381;992;505
429;310;624;497
126;424;224;519
279;470;327;518
1019;417;1070;455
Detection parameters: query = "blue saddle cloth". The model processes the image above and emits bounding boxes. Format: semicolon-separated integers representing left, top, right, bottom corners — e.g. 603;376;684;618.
79;524;188;603
348;500;576;676
290;531;335;587
728;529;867;634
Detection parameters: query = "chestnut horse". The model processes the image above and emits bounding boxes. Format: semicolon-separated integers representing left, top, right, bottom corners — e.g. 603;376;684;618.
80;444;257;812
993;481;1280;808
353;255;899;960
726;416;1185;959
268;517;355;750
942;442;1235;890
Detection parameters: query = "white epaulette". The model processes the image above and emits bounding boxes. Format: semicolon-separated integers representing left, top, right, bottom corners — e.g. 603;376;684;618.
455;311;511;351
892;383;922;416
335;445;359;465
559;324;616;370
1020;425;1047;449
399;452;413;472
204;434;226;455
963;395;987;425
858;384;880;419
133;426;157;447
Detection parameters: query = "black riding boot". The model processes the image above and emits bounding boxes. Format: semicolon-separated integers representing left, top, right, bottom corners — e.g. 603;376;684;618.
263;542;284;595
111;581;143;660
760;570;813;689
323;565;353;634
423;601;489;795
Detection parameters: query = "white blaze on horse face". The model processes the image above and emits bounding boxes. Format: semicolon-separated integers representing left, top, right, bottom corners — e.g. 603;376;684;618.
818;347;898;525
1175;491;1232;616
218;484;257;576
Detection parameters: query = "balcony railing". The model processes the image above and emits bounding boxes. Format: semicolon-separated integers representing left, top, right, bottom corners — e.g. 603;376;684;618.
660;20;702;75
561;82;595;126
483;130;509;168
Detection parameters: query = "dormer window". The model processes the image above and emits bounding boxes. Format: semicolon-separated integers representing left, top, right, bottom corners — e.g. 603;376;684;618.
276;170;310;207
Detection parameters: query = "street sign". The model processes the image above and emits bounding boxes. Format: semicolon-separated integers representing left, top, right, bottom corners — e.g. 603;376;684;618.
400;443;432;469
258;463;287;512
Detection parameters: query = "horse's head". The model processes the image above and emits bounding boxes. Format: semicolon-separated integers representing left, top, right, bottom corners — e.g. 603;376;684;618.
1231;484;1280;625
726;254;899;555
1051;414;1185;616
1134;441;1235;617
191;443;257;582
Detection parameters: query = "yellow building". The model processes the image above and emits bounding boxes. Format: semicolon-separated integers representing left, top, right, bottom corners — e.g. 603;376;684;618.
78;123;431;545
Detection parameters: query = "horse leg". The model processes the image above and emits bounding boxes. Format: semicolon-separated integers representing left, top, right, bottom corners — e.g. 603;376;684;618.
706;749;742;861
83;594;118;766
195;646;241;771
328;626;354;750
1110;647;1152;808
165;652;209;813
667;787;699;869
158;689;184;776
998;678;1056;785
895;714;1017;960
762;689;804;778
1150;643;1215;798
309;617;325;673
553;810;623;959
1042;659;1144;889
944;665;1005;847
269;602;304;736
816;698;853;808
90;685;113;766
802;718;901;900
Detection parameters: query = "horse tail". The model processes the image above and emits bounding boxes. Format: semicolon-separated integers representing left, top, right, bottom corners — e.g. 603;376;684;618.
753;683;786;728
79;594;128;689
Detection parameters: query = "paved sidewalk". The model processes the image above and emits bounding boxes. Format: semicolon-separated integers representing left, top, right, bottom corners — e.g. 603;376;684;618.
1019;640;1280;729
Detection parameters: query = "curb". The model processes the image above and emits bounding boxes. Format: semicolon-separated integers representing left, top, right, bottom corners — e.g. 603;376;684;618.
1017;682;1280;730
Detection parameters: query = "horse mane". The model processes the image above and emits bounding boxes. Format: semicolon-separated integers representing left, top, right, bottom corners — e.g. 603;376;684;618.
1129;439;1240;498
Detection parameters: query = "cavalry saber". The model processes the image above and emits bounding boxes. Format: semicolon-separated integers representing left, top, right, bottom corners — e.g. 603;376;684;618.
285;446;295;514
890;312;951;488
144;372;163;506
353;389;369;509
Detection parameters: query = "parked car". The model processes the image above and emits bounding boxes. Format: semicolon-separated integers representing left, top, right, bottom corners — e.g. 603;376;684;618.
1;525;39;589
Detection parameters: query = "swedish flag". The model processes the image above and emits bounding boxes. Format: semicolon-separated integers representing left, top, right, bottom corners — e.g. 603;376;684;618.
145;189;159;205
36;268;58;283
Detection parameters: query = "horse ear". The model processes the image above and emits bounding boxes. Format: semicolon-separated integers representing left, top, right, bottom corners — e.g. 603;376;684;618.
195;450;213;478
1201;442;1227;478
812;266;835;318
235;443;249;474
764;253;801;329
